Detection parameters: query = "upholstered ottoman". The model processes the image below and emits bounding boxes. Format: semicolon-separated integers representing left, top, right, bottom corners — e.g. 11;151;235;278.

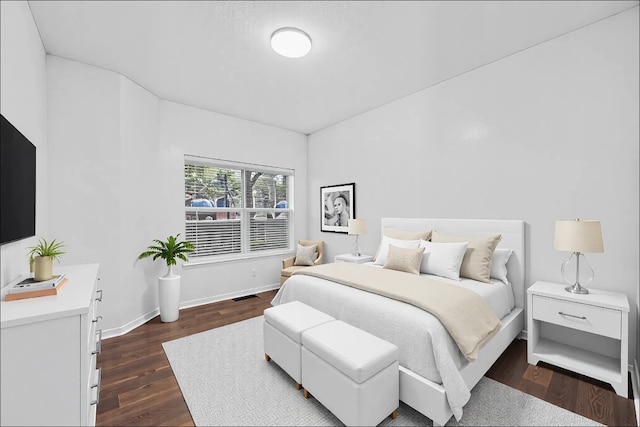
263;301;335;389
301;320;399;427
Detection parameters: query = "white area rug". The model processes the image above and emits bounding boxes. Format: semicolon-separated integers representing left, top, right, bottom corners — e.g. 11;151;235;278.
163;316;603;426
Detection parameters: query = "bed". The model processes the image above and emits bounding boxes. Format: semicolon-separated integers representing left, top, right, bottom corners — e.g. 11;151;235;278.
271;218;525;426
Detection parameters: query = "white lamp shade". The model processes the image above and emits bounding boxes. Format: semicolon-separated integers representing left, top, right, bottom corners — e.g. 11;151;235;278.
270;28;312;58
348;219;368;235
554;220;604;253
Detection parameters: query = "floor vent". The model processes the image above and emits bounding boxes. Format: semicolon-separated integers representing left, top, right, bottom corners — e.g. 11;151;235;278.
232;294;258;302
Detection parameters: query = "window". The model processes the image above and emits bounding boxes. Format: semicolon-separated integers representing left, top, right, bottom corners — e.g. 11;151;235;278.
184;155;293;261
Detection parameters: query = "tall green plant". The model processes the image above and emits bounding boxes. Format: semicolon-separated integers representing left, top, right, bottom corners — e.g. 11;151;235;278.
137;234;195;266
27;238;66;262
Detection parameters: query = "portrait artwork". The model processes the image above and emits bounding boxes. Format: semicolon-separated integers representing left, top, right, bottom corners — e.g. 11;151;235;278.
320;183;355;233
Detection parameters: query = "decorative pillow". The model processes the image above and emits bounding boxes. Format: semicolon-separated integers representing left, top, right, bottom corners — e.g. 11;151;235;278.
373;236;421;266
419;240;468;280
373;228;432;261
490;248;513;284
294;244;317;266
383;244;425;275
431;231;502;283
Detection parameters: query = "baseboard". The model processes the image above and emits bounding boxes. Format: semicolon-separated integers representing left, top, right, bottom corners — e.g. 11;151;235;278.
519;329;528;341
100;283;280;340
180;283;280;311
633;358;639;427
101;308;160;340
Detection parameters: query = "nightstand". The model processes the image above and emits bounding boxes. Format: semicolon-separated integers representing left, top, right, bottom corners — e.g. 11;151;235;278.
334;253;374;264
527;280;629;397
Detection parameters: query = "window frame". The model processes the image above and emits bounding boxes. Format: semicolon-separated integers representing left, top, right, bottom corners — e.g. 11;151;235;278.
183;155;294;265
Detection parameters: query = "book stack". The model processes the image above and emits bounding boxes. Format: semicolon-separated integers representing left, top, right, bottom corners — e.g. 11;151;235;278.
5;274;68;301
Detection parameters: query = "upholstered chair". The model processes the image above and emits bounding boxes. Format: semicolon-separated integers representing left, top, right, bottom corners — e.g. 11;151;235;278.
280;240;324;285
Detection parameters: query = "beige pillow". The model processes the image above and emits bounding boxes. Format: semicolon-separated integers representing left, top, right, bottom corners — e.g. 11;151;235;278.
383;244;425;275
374;228;432;261
384;227;432;241
294;244;317;266
431;231;501;283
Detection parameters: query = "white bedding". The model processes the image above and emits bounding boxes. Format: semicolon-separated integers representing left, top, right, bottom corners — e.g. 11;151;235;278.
271;268;516;420
364;261;515;319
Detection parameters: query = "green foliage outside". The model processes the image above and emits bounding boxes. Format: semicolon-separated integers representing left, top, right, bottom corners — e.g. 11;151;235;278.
184;164;288;208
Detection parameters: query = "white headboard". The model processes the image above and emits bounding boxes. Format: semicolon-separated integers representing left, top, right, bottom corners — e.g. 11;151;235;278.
381;218;526;309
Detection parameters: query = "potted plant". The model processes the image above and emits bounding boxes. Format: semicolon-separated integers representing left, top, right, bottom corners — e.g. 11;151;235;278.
27;238;66;281
137;234;195;323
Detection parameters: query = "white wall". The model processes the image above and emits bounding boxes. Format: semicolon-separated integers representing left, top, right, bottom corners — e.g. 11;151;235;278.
119;77;163;328
0;1;48;287
46;56;125;329
46;56;307;336
158;101;308;309
307;9;639;364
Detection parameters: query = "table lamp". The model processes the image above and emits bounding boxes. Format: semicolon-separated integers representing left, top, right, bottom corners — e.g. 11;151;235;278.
348;219;368;257
553;219;604;294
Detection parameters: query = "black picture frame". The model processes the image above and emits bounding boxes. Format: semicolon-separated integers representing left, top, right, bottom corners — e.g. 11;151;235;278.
321;183;355;233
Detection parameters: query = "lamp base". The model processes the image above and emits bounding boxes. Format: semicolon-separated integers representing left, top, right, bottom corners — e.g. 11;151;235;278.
565;283;589;294
351;235;360;257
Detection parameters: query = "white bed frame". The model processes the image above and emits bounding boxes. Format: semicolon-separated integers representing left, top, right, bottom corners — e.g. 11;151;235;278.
380;218;526;426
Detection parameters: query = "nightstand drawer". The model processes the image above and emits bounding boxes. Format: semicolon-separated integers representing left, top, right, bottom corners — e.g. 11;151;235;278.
532;295;621;339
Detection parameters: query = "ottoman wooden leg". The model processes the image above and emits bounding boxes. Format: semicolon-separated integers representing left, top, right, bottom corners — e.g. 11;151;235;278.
295;382;302;390
390;409;398;419
265;353;271;361
303;388;311;399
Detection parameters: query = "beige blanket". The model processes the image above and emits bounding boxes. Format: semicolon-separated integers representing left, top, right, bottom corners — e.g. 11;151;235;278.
293;263;501;362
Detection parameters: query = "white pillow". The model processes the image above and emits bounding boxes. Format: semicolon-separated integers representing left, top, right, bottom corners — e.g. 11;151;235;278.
373;236;421;266
419;240;468;280
491;248;513;284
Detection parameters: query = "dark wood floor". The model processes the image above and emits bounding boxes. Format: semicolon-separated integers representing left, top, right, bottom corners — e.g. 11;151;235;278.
96;289;637;426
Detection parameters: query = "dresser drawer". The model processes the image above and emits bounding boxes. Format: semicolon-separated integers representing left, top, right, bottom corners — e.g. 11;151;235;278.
85;287;102;352
532;295;621;339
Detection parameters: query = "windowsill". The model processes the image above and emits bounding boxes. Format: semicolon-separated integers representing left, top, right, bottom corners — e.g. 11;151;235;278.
183;250;294;267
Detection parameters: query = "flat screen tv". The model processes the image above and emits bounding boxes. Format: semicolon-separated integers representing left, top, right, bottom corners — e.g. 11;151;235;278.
1;114;36;245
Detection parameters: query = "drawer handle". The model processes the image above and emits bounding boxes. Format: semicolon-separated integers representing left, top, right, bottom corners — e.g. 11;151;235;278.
90;368;101;406
92;329;103;355
558;311;587;320
92;315;102;324
95;289;103;302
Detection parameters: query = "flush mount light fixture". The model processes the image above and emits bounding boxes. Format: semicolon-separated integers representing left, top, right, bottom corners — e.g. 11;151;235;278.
270;27;312;58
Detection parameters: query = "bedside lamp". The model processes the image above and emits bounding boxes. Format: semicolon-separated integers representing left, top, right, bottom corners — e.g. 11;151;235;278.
348;219;368;257
553;219;604;294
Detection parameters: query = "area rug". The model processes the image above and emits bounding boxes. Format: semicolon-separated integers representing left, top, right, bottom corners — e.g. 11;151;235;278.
163;316;602;426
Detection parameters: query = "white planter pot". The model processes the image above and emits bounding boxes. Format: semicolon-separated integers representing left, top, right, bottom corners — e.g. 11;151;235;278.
158;265;180;323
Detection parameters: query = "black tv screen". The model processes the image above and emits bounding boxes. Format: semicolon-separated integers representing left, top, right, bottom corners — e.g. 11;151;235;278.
1;114;36;245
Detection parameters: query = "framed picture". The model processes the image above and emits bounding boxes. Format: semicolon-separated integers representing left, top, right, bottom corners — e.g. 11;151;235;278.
321;183;355;233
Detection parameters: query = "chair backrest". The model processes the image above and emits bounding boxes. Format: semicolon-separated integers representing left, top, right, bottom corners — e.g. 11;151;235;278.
298;239;324;265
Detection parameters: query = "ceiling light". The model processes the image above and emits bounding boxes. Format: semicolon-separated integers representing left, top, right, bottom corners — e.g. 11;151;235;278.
270;28;312;58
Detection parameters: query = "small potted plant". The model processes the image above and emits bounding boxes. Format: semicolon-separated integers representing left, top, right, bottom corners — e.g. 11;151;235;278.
27;238;66;281
137;234;194;322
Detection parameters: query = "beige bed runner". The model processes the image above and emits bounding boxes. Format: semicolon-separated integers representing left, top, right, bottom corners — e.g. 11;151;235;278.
293;263;500;362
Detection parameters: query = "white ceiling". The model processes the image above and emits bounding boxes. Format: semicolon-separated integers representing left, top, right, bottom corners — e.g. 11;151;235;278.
28;1;638;135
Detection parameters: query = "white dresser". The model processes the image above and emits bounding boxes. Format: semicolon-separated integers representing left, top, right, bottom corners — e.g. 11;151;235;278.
1;263;102;426
527;280;629;397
